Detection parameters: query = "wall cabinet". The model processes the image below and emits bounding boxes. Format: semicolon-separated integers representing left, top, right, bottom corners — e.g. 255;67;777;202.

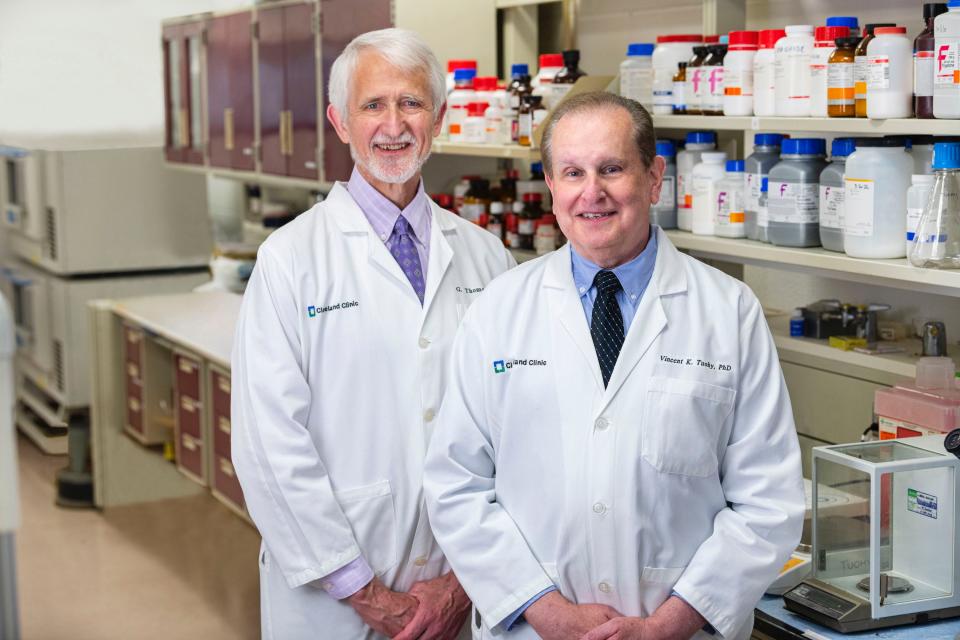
162;19;205;165
206;11;256;171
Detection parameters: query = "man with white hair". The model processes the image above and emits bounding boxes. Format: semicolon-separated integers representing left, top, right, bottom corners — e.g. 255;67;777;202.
231;28;514;639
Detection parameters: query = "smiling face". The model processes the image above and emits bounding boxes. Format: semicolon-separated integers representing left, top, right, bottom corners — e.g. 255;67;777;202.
326;50;443;192
544;106;665;268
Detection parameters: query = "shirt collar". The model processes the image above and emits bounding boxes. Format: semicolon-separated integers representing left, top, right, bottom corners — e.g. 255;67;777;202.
570;228;659;301
346;167;431;246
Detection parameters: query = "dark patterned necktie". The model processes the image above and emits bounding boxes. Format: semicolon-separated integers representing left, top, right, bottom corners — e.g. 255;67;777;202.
388;215;425;304
590;270;624;387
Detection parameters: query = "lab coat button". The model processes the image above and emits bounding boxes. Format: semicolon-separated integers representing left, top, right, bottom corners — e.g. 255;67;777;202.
598;582;611;593
418;337;430;349
595;418;609;431
423;409;435;422
592;502;606;515
414;556;428;567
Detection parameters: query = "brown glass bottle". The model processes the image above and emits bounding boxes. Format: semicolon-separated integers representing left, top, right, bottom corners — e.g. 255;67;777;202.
672;63;687;114
915;3;949;118
828;36;858;117
854;23;895;117
700;44;728;115
518;95;545;147
552;49;586;106
685;46;709;115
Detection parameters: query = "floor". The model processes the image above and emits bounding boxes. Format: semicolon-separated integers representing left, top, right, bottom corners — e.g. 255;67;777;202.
13;434;261;639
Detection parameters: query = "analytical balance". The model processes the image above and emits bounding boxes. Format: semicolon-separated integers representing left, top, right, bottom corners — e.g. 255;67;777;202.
784;433;960;632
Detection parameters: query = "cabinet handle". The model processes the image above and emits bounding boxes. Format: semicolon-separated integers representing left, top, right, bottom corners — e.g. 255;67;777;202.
219;457;235;477
279;111;287;156
128;397;141;412
180;396;199;413
179;108;190;147
179;358;197;374
182;434;198;451
285;110;294;156
217;376;231;394
224;107;235;150
218;416;231;434
127;363;139;379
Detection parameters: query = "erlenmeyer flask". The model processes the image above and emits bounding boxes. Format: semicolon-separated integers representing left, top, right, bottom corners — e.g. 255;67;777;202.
909;142;960;269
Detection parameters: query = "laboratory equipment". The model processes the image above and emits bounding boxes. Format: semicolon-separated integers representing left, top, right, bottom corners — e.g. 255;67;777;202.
915;3;949;118
811;26;851;117
866;27;914;119
907;174;937;254
909;142;960;268
753;29;785;116
699;44;727;115
922;321;949;356
875;356;959;440
933;0;960;119
715;160;746;237
685;46;710;115
0;291;19;640
652;35;701;114
784;435;960;632
677;131;718;231
819;138;855;252
651;140;677;229
745;133;784;242
620;43;655;108
768;138;828;247
774;25;815;116
691;152;727;235
856;25;896;117
828;36;859;117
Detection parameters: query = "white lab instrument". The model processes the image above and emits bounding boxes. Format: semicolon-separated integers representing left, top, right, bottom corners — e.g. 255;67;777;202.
785;435;960;632
230;183;514;640
0;291;20;640
424;228;804;640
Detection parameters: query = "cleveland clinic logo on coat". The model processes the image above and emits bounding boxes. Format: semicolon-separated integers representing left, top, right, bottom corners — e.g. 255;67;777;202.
306;300;359;317
493;358;547;373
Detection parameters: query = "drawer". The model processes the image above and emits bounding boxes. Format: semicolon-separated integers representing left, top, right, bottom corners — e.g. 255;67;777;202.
213;455;245;512
126;390;143;435
124;325;143;366
176;393;203;438
211;370;231;418
175;354;201;398
213;413;232;458
177;431;205;483
126;360;141;384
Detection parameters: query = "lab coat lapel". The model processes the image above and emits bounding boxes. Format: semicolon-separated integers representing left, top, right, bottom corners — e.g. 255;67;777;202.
544;245;605;392
422;199;455;316
598;227;688;413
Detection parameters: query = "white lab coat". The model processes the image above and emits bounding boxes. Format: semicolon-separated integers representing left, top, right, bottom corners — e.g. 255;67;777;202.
423;227;804;640
231;182;515;640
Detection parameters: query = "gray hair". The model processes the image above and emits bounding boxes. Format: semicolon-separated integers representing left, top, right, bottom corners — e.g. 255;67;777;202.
539;92;657;176
327;28;446;123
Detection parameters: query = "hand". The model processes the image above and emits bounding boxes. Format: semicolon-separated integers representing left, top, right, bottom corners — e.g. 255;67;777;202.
582;595;709;640
347;578;419;637
393;572;471;640
580;617;650;640
524;591;622;640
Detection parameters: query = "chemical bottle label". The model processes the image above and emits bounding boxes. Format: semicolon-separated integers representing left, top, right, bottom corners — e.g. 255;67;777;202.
717;188;744;226
724;67;753;97
657;176;676;208
704;67;725;111
843;178;876;237
622;67;654;103
746;172;764;213
935;42;959;85
768;182;819;224
854;55;868;99
906;206;924;242
819;184;845;229
518;113;533;138
866;55;891;90
678;174;690;209
915;51;935;96
672;81;686;109
757;203;769;228
827;62;855;105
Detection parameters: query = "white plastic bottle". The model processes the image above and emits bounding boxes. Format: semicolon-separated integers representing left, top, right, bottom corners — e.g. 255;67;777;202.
811;25;851;117
532;53;564;108
462;102;488;144
843;137;914;258
933;0;960;118
754;29;785;116
652;35;702;114
620;43;655;109
691;152;728;235
484;100;507;144
866;27;914;119
715;160;746;237
677;131;718;231
447;69;476;142
723;31;758;116
774;25;816;116
906;173;937;254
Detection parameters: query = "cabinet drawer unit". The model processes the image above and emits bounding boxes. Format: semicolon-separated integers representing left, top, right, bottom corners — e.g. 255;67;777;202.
174;350;206;485
178;431;205;483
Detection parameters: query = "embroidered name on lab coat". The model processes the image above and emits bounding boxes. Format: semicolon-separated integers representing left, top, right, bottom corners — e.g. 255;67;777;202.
659;354;732;372
306;300;360;317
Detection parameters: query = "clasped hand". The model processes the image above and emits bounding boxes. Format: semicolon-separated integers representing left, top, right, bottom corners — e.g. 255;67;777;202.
348;573;470;640
524;591;665;640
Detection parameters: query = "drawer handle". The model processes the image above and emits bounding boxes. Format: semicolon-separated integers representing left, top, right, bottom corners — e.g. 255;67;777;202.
182;435;198;451
218;377;231;394
178;359;197;374
128;397;141;412
127;363;139;378
127;330;141;344
218;416;231;435
219;458;235;477
180;396;200;413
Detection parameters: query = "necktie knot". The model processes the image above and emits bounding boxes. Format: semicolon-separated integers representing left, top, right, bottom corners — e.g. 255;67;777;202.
593;270;622;297
392;215;413;238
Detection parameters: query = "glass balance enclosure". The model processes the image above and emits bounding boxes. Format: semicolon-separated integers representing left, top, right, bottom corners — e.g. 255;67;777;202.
786;437;960;632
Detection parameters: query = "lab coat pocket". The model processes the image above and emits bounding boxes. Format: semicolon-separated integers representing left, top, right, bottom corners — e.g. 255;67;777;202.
334;479;398;575
641;377;735;477
639;566;685;617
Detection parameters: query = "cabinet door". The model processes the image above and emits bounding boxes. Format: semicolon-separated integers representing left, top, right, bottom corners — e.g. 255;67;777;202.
320;0;393;182
162;24;189;164
258;6;287;176
182;21;206;165
229;11;256;171
206;16;232;169
284;2;319;180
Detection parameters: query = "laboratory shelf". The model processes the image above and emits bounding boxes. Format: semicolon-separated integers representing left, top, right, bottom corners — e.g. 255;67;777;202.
664;230;960;297
653;114;960;136
432;140;541;160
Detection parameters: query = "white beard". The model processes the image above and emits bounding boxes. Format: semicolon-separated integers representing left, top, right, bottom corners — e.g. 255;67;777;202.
350;135;430;185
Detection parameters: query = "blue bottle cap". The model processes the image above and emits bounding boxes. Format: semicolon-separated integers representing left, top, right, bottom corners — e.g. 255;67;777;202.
685;131;717;145
782;138;826;156
510;63;529;77
726;160;745;172
761;177;769;192
949;0;960;8
656;140;676;157
830;138;856;158
530;161;544;174
932;142;960;170
453;68;477;81
719;35;729;45
754;133;784;147
627;43;656;56
826;16;859;30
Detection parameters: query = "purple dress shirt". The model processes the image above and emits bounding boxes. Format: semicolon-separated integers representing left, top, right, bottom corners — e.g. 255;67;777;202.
311;168;433;599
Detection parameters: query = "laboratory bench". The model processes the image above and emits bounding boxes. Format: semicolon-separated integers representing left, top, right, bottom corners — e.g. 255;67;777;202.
89;291;249;522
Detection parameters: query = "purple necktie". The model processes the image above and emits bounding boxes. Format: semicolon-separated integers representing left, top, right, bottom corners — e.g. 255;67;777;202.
388;215;425;304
